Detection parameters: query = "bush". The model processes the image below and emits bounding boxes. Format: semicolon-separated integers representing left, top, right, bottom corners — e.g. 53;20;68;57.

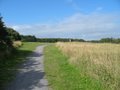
13;41;22;48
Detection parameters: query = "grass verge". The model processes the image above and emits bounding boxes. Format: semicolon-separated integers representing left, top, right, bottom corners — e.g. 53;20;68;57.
0;42;40;90
44;45;103;90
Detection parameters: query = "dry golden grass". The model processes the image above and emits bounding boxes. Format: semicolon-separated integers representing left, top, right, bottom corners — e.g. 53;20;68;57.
56;42;120;90
13;41;22;48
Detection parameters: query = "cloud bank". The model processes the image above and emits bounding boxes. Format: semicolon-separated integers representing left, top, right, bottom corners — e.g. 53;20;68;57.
11;12;120;40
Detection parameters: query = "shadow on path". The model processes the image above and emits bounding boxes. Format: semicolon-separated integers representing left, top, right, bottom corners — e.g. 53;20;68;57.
6;46;48;90
8;70;46;90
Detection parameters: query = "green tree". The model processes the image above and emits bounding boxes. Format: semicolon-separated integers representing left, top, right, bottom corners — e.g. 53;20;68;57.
100;38;113;43
21;35;37;42
6;27;21;41
0;17;12;50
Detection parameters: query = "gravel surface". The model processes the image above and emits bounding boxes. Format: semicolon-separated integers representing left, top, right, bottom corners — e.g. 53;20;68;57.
7;46;49;90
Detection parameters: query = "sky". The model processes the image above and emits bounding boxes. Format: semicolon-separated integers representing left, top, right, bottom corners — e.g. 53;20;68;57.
0;0;120;40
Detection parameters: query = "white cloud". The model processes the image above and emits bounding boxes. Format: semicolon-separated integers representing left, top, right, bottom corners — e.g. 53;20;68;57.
11;12;120;40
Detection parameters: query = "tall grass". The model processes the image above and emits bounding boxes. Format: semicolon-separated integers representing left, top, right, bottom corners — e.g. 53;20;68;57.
13;41;22;48
56;42;120;90
44;45;103;90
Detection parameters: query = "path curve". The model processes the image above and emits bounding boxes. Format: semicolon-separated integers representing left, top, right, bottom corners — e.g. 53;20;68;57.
7;45;49;90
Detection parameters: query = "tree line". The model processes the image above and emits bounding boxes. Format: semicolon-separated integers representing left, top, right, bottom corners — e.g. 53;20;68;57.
22;36;120;43
0;16;120;53
0;17;21;59
89;38;120;43
37;38;85;42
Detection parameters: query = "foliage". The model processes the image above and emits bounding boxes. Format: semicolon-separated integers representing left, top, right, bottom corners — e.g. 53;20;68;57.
21;35;37;42
0;17;13;50
37;38;85;43
90;38;120;43
6;27;21;41
0;16;22;59
37;38;120;43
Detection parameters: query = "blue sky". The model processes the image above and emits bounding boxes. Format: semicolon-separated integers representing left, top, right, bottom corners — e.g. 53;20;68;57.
0;0;120;40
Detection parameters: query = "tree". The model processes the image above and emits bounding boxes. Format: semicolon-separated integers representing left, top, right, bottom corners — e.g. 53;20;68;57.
100;38;113;43
0;17;13;50
21;35;37;42
6;27;21;41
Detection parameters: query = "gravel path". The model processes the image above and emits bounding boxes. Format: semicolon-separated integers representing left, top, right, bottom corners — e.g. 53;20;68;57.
7;45;49;90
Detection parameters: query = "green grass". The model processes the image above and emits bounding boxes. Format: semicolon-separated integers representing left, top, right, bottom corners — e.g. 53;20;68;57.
44;45;103;90
0;42;41;90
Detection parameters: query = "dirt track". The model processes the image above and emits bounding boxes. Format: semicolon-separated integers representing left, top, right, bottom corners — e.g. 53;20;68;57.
7;45;49;90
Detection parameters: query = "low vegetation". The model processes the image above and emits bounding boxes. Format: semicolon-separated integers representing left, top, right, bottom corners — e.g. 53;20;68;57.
0;42;40;90
44;44;103;90
44;42;120;90
56;42;120;90
12;41;22;48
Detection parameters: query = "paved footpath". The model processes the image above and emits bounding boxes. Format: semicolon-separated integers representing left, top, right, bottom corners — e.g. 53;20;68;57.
7;46;49;90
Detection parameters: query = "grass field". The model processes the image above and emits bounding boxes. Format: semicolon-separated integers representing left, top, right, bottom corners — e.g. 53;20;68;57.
0;42;40;90
44;42;120;90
